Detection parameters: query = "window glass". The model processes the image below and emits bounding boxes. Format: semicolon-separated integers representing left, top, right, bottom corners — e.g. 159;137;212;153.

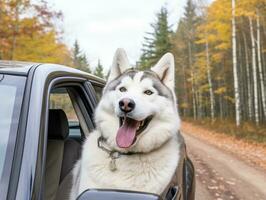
49;88;80;136
0;85;16;177
50;88;78;121
0;75;25;182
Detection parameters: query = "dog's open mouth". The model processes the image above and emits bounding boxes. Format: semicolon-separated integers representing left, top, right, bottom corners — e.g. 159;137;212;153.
116;116;153;148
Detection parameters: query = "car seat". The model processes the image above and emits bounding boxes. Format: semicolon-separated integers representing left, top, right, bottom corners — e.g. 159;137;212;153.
45;109;81;200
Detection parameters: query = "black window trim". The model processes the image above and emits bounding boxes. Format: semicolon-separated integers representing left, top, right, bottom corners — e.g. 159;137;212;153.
67;85;95;130
85;80;105;105
85;81;98;106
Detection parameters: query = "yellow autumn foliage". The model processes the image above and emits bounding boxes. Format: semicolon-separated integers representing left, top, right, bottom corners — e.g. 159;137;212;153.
214;87;227;95
13;30;71;65
0;0;72;65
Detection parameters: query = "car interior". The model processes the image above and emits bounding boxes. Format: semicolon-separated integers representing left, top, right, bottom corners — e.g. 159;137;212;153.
44;85;100;200
45;109;80;200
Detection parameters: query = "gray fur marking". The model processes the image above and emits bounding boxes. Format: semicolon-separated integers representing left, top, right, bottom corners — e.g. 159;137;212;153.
104;69;173;100
141;70;173;100
104;69;138;93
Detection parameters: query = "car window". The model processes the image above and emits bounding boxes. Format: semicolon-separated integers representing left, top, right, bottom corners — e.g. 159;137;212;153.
0;75;25;183
49;88;80;137
92;85;103;101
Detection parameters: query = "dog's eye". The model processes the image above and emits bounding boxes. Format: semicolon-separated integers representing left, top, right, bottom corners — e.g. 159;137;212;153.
144;90;153;95
119;87;127;92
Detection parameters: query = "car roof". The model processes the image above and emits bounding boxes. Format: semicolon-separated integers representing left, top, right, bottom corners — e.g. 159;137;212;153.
0;60;36;74
0;60;105;84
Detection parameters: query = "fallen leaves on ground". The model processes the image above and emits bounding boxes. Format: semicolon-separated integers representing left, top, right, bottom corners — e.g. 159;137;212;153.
181;121;266;171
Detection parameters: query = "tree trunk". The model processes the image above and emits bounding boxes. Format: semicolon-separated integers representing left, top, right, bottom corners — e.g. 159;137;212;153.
10;0;20;60
242;31;253;120
191;71;197;120
205;39;215;121
218;79;224;119
256;10;266;120
232;0;241;126
249;16;259;125
188;41;197;120
181;64;189;116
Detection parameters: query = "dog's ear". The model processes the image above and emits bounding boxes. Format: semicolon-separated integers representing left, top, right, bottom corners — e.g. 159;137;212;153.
107;48;130;82
151;53;175;90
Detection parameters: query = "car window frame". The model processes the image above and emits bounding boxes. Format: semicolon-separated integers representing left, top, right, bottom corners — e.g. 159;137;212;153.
11;70;104;200
50;84;95;133
49;87;86;139
38;77;98;199
6;65;40;200
67;87;93;136
0;74;27;200
10;72;104;200
86;80;105;104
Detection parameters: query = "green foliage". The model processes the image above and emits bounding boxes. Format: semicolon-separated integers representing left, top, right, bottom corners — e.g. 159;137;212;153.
172;0;203;116
141;0;266;128
94;59;104;78
72;40;91;73
138;7;172;69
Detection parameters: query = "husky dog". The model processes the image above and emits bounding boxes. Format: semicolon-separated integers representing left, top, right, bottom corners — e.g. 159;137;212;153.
70;48;181;199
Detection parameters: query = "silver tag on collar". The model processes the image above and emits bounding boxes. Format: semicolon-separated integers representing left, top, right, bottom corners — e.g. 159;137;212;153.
109;159;117;171
109;151;120;171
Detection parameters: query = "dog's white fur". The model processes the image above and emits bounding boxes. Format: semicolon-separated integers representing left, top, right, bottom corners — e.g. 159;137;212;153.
70;49;181;199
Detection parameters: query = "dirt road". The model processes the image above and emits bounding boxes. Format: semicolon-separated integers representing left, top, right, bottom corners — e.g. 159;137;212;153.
183;133;266;200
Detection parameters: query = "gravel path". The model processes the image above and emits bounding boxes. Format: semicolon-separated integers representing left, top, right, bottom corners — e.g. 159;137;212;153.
183;132;266;200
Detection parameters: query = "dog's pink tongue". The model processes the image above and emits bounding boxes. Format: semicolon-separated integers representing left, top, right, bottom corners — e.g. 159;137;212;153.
116;118;139;148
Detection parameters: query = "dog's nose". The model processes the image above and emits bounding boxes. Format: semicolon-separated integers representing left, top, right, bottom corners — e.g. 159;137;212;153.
119;98;135;113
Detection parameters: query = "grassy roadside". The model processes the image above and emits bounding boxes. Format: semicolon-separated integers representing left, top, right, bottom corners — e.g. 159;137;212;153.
182;118;266;144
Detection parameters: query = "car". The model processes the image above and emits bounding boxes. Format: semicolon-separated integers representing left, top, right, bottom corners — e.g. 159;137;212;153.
0;61;195;200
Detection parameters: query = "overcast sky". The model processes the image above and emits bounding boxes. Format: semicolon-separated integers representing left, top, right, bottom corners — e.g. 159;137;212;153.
48;0;187;72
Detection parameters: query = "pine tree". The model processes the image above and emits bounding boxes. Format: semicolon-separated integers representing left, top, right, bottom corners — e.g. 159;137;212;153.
72;40;91;73
139;7;172;69
173;0;202;119
173;0;266;126
94;59;104;78
184;0;201;119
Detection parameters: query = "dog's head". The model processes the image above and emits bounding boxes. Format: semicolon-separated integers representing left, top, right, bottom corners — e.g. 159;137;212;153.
95;48;180;152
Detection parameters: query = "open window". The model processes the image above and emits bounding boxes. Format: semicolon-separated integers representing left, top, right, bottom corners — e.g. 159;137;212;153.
44;83;95;200
49;87;91;141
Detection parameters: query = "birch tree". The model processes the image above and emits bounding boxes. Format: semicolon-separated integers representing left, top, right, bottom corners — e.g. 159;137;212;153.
232;0;241;126
141;0;266;127
256;10;266;119
206;39;215;120
249;16;259;124
242;30;253;120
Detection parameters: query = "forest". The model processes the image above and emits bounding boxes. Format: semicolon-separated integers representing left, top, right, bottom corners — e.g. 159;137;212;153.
139;0;266;142
0;0;104;77
1;0;266;141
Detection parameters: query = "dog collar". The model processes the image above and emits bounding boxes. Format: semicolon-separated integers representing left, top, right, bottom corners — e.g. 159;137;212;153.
97;136;135;171
97;132;176;172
